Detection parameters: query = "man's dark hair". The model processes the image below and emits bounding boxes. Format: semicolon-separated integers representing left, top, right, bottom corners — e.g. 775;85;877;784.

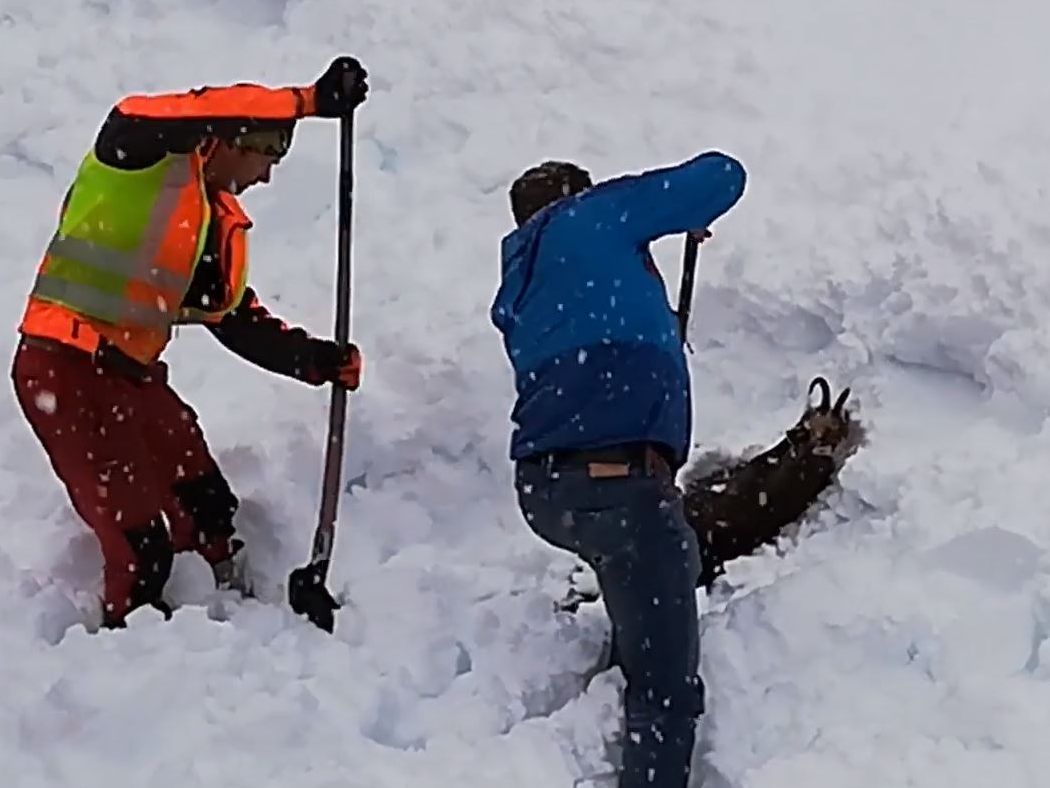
509;160;593;226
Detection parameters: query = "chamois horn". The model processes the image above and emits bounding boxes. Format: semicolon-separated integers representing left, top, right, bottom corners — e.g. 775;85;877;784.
833;386;851;416
807;376;831;412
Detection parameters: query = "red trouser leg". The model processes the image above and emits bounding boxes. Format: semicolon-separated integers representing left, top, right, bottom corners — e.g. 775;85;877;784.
11;340;174;623
134;369;238;566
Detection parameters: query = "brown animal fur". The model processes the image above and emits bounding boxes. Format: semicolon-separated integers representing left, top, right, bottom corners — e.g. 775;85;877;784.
555;377;865;611
682;376;866;589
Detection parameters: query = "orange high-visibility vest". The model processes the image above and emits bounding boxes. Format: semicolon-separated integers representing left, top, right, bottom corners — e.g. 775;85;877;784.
19;148;250;364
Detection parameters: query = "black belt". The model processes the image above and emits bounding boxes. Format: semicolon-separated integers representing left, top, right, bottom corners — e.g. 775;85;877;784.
520;441;674;479
19;334;155;381
19;333;86;355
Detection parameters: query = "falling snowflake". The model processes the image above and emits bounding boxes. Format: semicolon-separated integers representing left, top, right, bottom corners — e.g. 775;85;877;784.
34;390;57;414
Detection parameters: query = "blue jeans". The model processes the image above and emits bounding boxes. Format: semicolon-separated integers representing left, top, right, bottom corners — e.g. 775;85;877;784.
515;457;704;788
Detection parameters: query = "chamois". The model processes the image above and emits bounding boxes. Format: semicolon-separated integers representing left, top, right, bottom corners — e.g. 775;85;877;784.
682;376;864;589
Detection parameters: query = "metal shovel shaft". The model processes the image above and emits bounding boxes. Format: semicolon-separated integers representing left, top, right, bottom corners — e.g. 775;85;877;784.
310;106;355;574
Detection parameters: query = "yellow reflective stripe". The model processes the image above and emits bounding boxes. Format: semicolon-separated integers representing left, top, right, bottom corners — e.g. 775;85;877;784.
46;235;186;291
35;155;207;330
136;156;197;270
32;273;170;328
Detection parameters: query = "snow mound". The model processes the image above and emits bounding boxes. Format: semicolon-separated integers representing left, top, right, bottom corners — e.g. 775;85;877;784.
2;0;1050;785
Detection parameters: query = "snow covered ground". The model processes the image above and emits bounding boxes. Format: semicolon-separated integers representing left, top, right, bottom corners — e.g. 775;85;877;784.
2;0;1050;785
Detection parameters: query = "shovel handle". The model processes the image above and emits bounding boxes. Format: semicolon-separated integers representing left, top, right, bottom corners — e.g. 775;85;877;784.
310;105;356;572
676;232;700;342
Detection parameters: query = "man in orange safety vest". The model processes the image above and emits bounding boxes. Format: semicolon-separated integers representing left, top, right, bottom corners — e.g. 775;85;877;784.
11;57;368;628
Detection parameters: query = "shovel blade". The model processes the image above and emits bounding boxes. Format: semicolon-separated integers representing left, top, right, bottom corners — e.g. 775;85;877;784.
288;561;340;633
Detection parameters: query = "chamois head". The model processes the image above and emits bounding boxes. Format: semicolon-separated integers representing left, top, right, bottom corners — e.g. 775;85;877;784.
785;376;862;463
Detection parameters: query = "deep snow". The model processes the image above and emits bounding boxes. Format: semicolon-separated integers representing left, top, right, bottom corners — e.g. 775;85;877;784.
2;0;1050;786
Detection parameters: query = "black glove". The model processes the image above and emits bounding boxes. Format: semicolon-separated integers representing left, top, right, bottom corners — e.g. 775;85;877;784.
313;56;369;117
306;340;363;390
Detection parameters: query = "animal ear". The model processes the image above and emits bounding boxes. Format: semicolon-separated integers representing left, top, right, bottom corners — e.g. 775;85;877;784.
786;423;808;445
807;376;831;412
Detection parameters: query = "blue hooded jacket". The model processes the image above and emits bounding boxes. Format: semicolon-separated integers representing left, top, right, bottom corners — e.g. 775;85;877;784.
491;151;747;465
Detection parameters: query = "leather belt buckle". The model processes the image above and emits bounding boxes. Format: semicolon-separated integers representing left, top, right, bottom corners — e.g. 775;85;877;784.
587;462;631;479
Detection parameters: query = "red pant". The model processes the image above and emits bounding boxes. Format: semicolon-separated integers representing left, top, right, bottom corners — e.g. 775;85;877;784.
11;337;237;622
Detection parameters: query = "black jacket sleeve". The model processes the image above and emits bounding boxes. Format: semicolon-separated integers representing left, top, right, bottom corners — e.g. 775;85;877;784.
205;287;341;385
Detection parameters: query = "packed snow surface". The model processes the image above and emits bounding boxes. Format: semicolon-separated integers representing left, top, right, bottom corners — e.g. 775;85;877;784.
2;0;1050;786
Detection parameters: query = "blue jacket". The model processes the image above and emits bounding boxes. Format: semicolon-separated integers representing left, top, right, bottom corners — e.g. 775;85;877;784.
491;151;747;465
